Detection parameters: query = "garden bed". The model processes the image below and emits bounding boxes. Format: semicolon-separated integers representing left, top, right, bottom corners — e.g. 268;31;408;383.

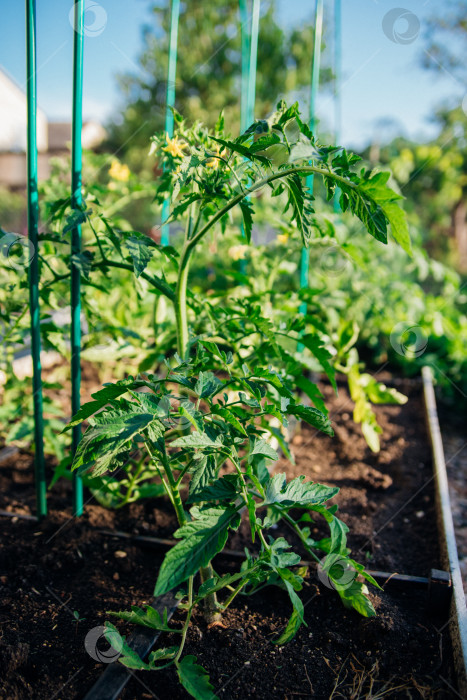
0;379;459;698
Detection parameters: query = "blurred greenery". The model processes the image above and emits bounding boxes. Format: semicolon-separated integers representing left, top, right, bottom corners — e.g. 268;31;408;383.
105;0;333;165
0;187;26;232
0;0;466;473
421;0;467;81
367;105;467;272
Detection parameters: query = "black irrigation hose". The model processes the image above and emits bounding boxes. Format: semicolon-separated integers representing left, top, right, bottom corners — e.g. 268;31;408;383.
83;592;179;700
0;509;38;521
98;528;452;606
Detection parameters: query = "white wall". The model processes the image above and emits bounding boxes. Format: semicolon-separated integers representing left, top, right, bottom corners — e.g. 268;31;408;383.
0;69;48;153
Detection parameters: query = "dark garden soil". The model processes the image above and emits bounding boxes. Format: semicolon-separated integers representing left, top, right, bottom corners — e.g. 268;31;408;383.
0;379;459;699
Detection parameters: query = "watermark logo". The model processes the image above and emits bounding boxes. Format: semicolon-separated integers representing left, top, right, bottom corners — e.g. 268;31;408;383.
317;554;357;591
84;625;122;663
390;322;428;358
319;246;349;277
382;8;420;45
69;0;107;38
0;233;35;271
156;395;196;432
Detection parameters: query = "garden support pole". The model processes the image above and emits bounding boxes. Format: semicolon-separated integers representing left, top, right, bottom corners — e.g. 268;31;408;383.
239;0;250;134
239;0;260;273
333;0;342;213
71;0;84;516
161;0;180;246
25;0;47;518
247;0;260;125
299;0;323;320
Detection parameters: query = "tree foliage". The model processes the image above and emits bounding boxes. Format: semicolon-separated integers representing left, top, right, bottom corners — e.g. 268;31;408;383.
106;0;332;160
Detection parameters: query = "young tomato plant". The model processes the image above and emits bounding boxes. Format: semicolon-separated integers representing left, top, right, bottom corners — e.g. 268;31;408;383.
66;102;409;697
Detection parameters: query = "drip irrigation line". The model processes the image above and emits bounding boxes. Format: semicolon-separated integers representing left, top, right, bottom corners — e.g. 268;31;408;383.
83;592;178;700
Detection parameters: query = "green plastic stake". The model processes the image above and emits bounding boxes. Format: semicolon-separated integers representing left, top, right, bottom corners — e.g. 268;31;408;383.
161;0;180;247
333;0;342;213
247;0;260;125
299;0;324;324
25;0;47;518
239;0;260;274
71;0;84;516
239;0;250;134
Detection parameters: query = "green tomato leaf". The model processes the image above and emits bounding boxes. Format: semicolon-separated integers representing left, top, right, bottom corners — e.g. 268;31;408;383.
249;438;279;462
239;199;253;244
212;405;247;435
264;473;339;507
125;234;154;277
154;506;241;595
108;604;180;632
336;581;376;618
328;516;349;555
382;200;412;255
294;375;327;413
300;335;337;392
71;405;157;477
284;173;316;247
103;622;151;670
188;475;238;503
338;178;388;245
273;608;302;645
188;454;218;500
63;208;88;233
148;646;178;663
358;374;408;405
71;250;94;279
194;371;223;398
171;432;223;450
288;404;333;437
179;400;205;432
176;655;219;700
63;380;137;432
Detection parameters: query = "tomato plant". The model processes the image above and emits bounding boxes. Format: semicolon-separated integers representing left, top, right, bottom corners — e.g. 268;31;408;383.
62;102;411;696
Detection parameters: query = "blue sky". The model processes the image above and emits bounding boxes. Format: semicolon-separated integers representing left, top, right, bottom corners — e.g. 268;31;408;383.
0;0;464;149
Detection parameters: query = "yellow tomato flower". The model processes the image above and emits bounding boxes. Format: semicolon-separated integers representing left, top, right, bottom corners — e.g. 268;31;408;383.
228;244;248;261
277;233;289;245
206;145;227;170
109;160;130;182
162;134;187;159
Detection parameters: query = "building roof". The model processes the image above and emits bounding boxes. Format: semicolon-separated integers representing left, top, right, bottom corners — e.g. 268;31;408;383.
0;66;48;152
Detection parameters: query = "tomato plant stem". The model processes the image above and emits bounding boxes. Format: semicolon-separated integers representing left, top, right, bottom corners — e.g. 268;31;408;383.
281;510;322;564
182;164;353;263
119;457;145;507
174;575;194;664
161;453;186;527
175;247;190;358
